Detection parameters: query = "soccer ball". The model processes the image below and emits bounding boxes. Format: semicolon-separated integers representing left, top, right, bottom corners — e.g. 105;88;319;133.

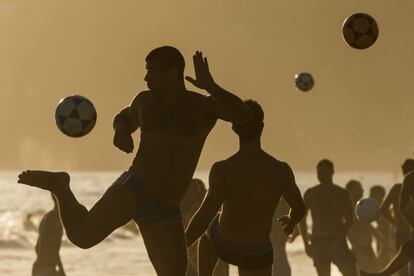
355;198;380;223
55;95;97;137
342;13;379;50
295;72;314;92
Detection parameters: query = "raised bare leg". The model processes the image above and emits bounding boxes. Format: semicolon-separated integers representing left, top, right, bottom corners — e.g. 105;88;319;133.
18;170;135;249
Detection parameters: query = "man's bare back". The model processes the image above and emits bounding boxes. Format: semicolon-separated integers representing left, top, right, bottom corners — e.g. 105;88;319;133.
186;100;305;274
216;150;299;244
129;90;216;204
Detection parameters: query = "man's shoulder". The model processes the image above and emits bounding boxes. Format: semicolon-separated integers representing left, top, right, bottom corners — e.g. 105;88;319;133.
304;185;318;196
131;90;151;105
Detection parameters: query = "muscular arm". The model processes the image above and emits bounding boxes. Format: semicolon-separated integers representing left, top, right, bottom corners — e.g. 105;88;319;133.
281;164;306;226
400;176;414;228
185;163;226;247
113;93;141;153
205;84;251;124
113;94;140;133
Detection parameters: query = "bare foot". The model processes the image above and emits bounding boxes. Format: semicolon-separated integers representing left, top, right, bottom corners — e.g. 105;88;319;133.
17;170;70;195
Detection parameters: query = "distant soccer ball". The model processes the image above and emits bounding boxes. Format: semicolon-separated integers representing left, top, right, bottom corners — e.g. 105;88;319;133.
295;72;314;92
55;95;97;137
342;13;379;50
355;198;380;223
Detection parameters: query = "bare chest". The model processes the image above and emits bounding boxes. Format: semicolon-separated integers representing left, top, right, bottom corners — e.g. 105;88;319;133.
139;101;210;137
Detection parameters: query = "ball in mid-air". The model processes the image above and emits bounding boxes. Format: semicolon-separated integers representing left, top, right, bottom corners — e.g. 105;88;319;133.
55;95;97;137
355;198;380;223
295;72;314;92
342;13;379;50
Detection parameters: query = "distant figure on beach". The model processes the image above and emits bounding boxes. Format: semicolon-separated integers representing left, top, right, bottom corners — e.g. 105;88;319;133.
346;180;380;273
180;178;229;276
381;183;411;276
300;159;358;276
360;159;414;276
17;46;251;275
370;185;393;267
32;193;65;276
186;100;306;276
270;197;298;276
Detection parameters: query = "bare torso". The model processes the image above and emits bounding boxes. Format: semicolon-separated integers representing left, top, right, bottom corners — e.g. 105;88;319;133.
305;184;351;240
130;91;216;205
35;210;63;266
217;150;292;244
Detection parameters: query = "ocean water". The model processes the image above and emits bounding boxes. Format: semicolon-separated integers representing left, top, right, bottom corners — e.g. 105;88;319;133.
0;170;401;275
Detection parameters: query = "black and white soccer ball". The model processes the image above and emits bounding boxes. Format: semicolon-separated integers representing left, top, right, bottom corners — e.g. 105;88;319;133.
342;13;379;50
55;95;97;137
295;72;314;92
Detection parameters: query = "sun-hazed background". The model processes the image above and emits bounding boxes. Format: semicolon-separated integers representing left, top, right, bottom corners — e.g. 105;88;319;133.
0;0;413;173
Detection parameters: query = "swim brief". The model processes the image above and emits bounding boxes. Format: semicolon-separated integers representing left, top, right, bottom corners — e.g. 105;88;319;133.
207;217;273;270
113;171;181;225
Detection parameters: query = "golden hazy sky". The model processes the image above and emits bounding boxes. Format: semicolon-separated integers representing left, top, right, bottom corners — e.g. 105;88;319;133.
1;0;413;172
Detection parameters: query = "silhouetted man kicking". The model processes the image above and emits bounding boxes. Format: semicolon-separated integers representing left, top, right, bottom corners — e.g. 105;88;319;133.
360;159;414;276
300;159;357;276
18;46;251;276
186;100;305;276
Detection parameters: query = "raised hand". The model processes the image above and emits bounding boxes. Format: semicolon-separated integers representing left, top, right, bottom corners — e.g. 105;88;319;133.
185;51;215;90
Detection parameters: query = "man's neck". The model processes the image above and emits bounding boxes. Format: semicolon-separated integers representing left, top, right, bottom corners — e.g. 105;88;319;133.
160;83;186;104
320;181;334;186
239;139;261;153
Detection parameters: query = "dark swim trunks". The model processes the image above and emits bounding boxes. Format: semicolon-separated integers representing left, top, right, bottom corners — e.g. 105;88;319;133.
207;217;273;271
113;171;181;225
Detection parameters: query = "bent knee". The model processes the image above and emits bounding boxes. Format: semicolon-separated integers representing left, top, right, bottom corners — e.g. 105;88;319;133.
67;232;99;249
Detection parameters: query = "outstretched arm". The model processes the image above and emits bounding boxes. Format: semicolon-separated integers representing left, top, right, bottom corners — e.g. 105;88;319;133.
185;163;226;247
185;51;251;124
113;94;140;153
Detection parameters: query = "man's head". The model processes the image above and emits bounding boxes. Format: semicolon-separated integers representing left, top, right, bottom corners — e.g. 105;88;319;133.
232;100;264;143
145;46;185;92
316;159;334;184
369;185;386;204
402;159;414;175
346;180;364;202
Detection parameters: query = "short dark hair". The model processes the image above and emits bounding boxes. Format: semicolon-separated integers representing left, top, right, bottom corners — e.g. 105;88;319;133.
402;159;414;174
146;46;185;80
232;100;264;142
346;179;361;191
370;185;386;198
317;159;334;172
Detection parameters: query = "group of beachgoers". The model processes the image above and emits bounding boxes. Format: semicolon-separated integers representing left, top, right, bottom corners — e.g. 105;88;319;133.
18;46;414;276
